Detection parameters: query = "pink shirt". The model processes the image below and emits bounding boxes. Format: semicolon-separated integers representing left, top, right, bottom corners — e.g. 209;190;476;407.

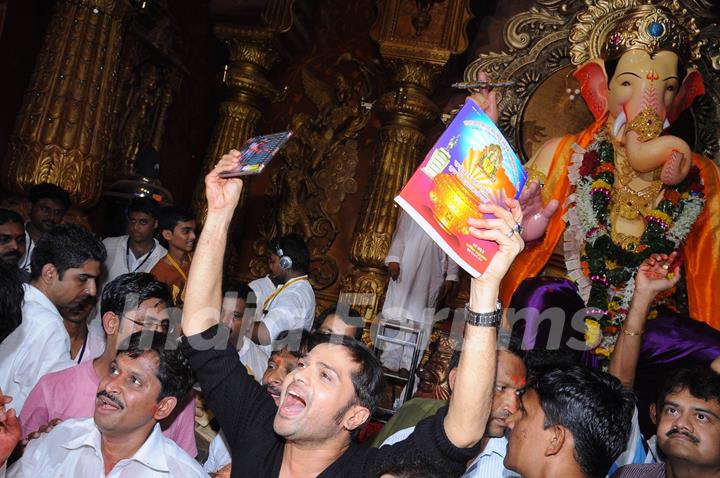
18;360;197;457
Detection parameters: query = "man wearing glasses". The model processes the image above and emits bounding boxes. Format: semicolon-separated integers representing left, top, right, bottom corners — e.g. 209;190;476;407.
16;273;197;457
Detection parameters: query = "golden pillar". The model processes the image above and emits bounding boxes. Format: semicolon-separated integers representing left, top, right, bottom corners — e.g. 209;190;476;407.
193;1;294;217
342;0;473;338
2;0;131;207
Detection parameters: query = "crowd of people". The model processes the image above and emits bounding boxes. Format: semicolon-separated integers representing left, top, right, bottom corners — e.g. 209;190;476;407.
0;150;717;478
1;95;720;477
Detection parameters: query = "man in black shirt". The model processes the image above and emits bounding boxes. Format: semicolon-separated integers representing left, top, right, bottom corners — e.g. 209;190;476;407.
180;150;526;477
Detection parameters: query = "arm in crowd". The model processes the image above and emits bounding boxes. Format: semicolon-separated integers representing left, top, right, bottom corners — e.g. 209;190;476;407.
0;389;21;476
442;199;525;447
180;151;277;452
608;252;681;388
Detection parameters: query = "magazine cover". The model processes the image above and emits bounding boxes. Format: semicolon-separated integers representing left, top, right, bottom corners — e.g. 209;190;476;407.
395;98;527;277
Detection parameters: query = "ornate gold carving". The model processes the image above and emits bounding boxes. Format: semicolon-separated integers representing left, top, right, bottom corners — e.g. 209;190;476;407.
2;0;131;207
628;106;665;142
339;268;388;347
248;57;374;290
371;0;473;65
464;1;720;163
192;26;284;219
569;0;703;67
414;333;458;401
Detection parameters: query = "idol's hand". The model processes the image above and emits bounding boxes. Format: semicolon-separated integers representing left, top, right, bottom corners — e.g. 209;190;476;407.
468;72;498;124
518;180;559;242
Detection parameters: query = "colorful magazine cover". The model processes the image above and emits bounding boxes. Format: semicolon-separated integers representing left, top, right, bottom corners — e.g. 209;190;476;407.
395;98;527;277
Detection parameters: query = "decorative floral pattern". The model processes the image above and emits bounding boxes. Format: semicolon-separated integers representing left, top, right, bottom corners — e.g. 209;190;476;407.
564;129;705;360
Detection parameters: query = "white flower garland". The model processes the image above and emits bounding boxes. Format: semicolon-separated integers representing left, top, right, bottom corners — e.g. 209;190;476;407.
563;132;706;356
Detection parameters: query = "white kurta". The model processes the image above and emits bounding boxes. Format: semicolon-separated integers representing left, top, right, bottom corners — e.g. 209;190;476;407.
0;284;75;413
380;209;459;371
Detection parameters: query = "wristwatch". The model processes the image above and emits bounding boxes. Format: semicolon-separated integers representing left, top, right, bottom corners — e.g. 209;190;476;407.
464;300;502;327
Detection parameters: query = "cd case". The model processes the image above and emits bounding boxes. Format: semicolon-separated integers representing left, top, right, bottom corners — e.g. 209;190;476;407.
218;131;293;178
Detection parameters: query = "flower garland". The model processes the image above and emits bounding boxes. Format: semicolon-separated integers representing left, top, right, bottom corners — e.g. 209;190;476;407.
565;130;705;358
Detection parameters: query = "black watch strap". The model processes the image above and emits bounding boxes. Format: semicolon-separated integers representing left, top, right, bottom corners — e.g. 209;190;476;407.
464;301;502;327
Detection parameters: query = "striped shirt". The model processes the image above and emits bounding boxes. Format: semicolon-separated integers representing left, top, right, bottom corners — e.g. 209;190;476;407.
611;463;665;477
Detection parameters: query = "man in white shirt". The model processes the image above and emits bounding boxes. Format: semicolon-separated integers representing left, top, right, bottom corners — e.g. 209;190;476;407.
17;183;70;273
381;209;459;372
0;224;105;412
237;234;315;378
5;331;205;477
102;196;167;285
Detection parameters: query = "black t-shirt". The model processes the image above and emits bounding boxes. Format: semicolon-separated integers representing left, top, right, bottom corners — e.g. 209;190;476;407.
181;326;480;477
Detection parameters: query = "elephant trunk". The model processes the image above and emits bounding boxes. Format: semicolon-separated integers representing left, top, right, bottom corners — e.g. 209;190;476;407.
616;103;692;185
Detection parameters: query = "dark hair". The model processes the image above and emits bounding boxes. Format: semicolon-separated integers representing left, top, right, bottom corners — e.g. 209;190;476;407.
312;333;385;416
0;209;24;227
0;262;24;343
118;331;194;401
222;281;253;304
658;366;720;407
376;457;456;478
28;182;71;210
448;329;523;373
127;196;160;220
529;365;635;478
30;224;106;281
605;57;688;87
315;304;364;340
100;272;172;317
158;206;194;234
272;233;310;273
274;329;314;357
524;348;579;382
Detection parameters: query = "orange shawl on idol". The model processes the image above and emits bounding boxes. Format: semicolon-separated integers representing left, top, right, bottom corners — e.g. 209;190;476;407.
499;118;720;331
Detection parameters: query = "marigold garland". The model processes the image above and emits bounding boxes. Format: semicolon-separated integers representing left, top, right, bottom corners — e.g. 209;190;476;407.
567;130;705;359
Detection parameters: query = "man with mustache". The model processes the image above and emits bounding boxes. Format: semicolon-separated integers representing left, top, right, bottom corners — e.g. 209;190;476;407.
5;331;206;477
371;334;525;461
180;151;525;477
17;183;71;273
151;206;196;306
18;273;197;456
0;224;105;412
0;210;26;272
612;367;720;478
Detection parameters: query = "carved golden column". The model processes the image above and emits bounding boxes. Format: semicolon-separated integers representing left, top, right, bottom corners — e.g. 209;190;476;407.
342;0;473;340
192;19;288;217
2;0;131;207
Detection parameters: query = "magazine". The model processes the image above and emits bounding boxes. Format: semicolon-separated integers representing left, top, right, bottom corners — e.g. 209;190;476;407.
395;98;527;277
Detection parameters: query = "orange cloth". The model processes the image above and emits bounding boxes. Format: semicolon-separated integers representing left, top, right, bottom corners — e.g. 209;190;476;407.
150;254;190;304
500;118;720;331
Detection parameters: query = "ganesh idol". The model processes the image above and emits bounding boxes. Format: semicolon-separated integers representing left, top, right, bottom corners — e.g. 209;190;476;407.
494;0;720;362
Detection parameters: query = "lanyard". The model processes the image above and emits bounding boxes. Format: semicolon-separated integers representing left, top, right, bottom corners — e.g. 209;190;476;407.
20;225;33;270
126;239;157;273
75;334;88;364
165;253;191;282
262;275;308;314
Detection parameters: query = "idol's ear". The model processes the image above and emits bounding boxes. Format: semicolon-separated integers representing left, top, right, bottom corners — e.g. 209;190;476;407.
668;69;705;124
573;60;609;121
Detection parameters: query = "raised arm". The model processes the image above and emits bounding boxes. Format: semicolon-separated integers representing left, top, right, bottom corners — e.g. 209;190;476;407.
443;199;525;448
182;152;244;336
608;252;681;388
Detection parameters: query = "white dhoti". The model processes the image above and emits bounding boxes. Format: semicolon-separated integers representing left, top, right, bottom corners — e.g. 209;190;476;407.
380;210;458;371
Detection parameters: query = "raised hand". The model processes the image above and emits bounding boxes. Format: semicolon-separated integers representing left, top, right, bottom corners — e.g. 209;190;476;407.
205;151;245;214
467;72;498;124
0;389;21;467
517;180;559;242
635;252;682;301
467;198;525;287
